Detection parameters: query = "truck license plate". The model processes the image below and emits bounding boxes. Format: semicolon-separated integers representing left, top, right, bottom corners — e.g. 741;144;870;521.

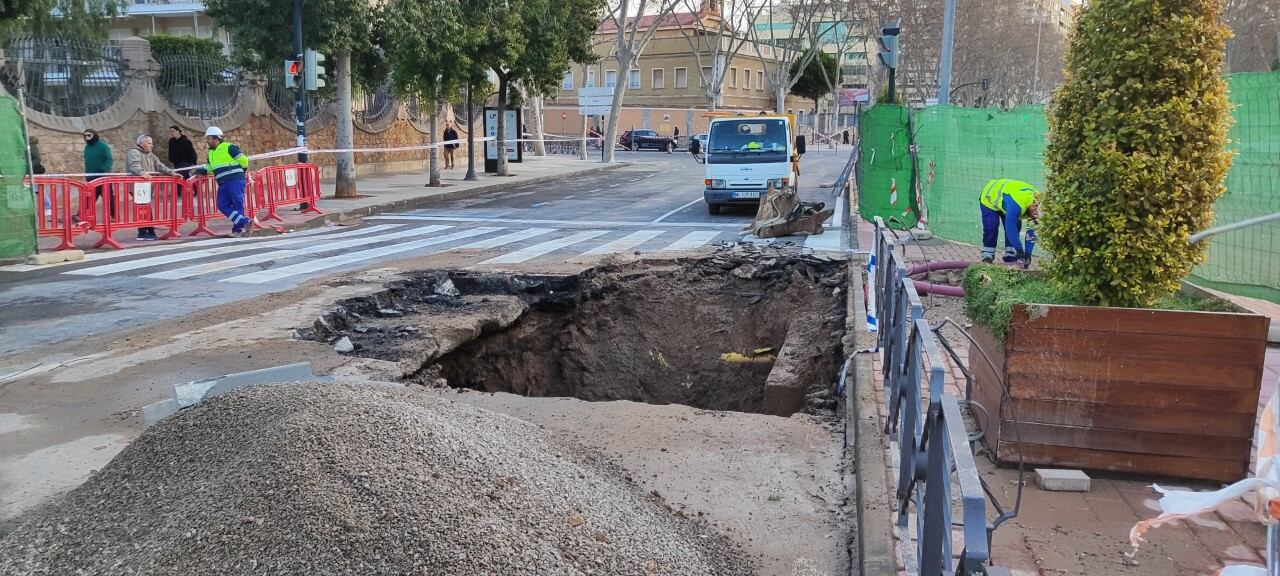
732;191;761;199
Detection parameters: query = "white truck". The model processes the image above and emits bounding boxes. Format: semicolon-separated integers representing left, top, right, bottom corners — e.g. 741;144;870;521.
690;114;805;215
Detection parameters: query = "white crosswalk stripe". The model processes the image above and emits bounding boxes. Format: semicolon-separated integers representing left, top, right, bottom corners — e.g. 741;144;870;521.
660;230;721;252
63;224;416;277
478;230;609;265
32;224;819;283
223;227;504;284
583;230;665;255
141;225;452;280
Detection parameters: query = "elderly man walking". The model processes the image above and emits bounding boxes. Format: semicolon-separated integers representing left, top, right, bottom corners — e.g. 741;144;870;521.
190;127;256;237
126;134;179;241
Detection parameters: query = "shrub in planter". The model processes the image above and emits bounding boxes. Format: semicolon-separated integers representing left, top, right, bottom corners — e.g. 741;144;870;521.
1040;0;1233;308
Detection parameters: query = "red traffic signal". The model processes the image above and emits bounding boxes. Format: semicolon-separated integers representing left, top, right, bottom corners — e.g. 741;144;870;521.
286;60;301;75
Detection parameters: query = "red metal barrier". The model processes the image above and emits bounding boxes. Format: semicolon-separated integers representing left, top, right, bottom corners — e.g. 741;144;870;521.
89;176;187;249
184;174;264;237
29;178;92;251
255;163;322;222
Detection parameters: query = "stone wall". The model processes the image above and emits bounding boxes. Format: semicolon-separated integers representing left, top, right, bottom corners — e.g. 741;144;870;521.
10;37;478;179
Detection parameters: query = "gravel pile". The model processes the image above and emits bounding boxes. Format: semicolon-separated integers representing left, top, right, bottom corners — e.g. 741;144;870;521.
0;383;752;576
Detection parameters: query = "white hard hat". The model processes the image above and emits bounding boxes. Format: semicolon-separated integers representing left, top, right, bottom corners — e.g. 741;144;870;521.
204;126;224;138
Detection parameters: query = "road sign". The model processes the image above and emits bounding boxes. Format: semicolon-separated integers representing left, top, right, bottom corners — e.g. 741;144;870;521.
579;106;612;116
577;86;614;115
561;112;567;120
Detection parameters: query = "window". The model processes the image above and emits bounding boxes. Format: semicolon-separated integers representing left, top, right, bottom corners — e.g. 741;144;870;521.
586;69;596;87
674;67;688;89
700;66;712;87
628;69;641;89
729;67;737;88
651;68;665;89
757;70;764;90
561;71;574;90
605;70;617;88
744;68;752;89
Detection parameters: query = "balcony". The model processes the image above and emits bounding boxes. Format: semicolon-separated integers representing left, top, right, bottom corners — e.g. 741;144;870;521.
125;0;206;16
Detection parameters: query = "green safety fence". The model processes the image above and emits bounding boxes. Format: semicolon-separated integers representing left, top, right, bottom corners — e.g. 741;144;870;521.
857;104;919;229
857;71;1280;303
0;93;36;261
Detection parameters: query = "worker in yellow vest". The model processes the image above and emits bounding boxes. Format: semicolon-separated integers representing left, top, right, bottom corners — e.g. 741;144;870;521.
979;179;1041;266
191;127;257;237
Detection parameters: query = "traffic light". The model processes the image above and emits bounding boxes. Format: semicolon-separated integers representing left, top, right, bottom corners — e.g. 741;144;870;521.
879;21;900;70
303;49;326;91
284;59;301;89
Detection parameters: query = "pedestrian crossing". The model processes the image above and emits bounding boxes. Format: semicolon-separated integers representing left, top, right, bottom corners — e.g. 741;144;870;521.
6;221;845;287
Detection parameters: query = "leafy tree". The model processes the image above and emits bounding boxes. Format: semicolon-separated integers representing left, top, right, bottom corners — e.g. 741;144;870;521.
381;0;470;187
1;0;122;41
788;51;838;113
204;0;384;197
1040;0;1233;308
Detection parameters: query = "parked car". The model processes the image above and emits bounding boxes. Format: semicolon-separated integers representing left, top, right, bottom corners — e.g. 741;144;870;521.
690;133;708;152
619;129;677;152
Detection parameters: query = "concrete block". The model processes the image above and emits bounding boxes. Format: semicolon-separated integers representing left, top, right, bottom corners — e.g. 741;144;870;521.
1035;468;1091;492
142;399;179;425
26;252;67;265
62;250;85;262
202;362;328;401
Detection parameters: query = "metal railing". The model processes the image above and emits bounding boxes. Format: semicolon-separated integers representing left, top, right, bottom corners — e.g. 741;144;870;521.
264;62;328;122
1;37;128;117
355;82;396;126
155;53;243;119
872;215;997;575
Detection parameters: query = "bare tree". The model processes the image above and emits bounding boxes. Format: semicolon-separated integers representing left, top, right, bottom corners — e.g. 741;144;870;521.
675;0;768;111
748;0;830;112
949;0;1066;106
600;0;683;163
1224;0;1280;72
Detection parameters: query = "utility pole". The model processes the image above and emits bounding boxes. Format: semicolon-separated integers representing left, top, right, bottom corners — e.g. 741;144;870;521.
937;0;956;104
292;0;307;164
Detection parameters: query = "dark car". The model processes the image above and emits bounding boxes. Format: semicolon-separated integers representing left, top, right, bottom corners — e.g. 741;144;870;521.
619;129;677;152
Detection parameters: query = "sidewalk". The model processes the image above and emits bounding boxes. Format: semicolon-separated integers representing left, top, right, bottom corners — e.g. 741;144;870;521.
35;155;621;253
865;225;1279;575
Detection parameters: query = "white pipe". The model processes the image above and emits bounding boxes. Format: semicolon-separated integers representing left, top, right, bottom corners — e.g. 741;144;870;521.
1189;212;1280;244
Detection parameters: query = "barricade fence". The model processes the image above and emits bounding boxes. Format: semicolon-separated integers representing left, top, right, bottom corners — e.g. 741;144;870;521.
872;215;1002;576
28;163;323;250
859;71;1280;303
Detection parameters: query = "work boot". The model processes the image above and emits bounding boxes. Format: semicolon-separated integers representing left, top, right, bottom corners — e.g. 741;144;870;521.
981;256;994;264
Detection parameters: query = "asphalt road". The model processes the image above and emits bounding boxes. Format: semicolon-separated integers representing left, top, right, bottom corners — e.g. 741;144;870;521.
0;149;852;356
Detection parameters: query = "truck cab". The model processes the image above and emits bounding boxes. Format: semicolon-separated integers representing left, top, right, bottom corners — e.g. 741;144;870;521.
694;115;803;215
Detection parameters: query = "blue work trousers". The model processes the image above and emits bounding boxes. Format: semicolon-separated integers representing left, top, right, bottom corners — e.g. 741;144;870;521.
216;178;250;232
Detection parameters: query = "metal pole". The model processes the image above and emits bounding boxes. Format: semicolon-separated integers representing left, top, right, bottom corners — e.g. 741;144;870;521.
293;0;307;164
937;0;956;104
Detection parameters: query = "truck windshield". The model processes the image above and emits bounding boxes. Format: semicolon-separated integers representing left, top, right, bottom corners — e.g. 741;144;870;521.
707;119;787;154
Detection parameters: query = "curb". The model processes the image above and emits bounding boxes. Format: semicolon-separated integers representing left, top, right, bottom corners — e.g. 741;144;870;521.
261;161;628;235
844;252;897;576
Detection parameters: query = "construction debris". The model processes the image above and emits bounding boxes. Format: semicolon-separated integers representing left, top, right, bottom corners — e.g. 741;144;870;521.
0;383;752;576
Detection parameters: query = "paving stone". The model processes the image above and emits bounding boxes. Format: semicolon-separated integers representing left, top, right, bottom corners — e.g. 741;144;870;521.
1035;468;1091;492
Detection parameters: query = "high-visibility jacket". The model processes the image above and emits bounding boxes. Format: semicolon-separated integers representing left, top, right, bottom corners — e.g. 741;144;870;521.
200;142;249;183
980;179;1038;216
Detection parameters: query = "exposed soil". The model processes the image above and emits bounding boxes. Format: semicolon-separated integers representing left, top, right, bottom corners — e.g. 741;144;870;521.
305;247;849;417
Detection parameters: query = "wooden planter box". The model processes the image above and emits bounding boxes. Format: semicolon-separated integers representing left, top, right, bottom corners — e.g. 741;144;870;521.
970;303;1270;482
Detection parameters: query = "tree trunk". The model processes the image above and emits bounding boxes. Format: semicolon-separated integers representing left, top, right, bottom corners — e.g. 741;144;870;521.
427;89;441;187
465;85;478;181
334;50;357;198
529;95;547;157
775;83;786;114
496;73;509;177
603;52;631;164
578;111;589;160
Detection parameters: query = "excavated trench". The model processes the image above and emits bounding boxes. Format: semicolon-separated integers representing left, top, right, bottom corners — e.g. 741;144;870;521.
302;248;848;416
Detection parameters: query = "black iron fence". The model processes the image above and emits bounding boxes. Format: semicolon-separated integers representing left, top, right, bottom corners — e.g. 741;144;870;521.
354;82;395;126
155;53;242;119
1;37;127;117
264;62;328;123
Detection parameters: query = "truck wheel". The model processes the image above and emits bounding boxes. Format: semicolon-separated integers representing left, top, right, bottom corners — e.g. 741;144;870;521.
707;203;721;215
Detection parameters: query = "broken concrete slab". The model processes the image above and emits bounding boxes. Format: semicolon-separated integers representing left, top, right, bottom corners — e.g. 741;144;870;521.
141;399;178;426
172;362;327;411
1035;468;1091;492
25;250;84;265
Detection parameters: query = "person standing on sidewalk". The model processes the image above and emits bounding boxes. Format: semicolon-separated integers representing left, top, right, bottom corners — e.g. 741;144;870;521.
167;125;199;178
127;134;179;241
443;123;459;169
190;127;256;237
83;129;113;221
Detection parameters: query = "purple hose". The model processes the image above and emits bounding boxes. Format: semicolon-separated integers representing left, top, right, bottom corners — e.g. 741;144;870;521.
905;260;971;297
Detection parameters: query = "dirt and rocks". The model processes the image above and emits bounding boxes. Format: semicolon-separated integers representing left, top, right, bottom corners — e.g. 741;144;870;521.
0;382;754;576
304;247;849;417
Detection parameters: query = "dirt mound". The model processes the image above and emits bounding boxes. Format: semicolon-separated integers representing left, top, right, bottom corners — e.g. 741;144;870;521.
0;383;752;576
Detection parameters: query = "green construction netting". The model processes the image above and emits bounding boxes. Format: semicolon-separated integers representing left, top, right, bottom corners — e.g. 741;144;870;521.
857;104;918;229
0;94;36;260
857;71;1280;303
913;105;1049;246
1188;72;1280;303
